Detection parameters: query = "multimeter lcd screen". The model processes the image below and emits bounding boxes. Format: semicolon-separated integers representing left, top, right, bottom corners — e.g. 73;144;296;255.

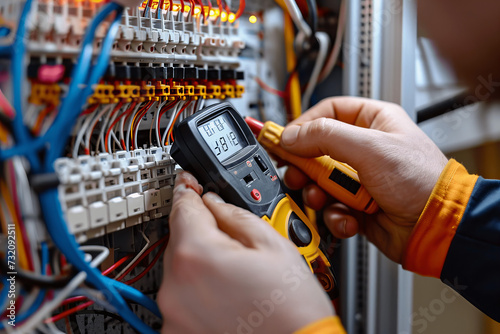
198;112;247;162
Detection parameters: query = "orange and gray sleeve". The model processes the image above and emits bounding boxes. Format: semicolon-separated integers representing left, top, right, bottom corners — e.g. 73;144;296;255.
403;159;500;322
294;316;346;334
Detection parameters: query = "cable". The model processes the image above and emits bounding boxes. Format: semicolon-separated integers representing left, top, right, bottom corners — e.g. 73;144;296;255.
13;246;109;333
36;4;160;332
114;230;150;280
234;0;245;21
416;89;476;124
304;0;318;34
167;100;192;144
0;242;49;330
11;0;41;171
96;101;124;153
125;242;167;285
283;0;312;38
301;31;329;111
85;104;115;155
254;77;286;98
318;0;346;82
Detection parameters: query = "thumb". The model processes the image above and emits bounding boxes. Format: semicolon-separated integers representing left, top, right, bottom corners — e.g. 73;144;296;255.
203;193;286;250
280;118;377;167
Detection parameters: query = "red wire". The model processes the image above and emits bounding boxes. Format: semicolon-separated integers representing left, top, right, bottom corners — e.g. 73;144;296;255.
125;242;168;285
86;101;124;154
117;234;169;281
0;89;15;119
234;0;245;20
167;100;192;144
195;0;205;22
81;104;99;116
157;99;179;140
216;0;223;18
254;77;286;98
102;254;133;276
130;101;153;150
47;237;169;323
180;0;185;12
188;0;195;15
105;102;136;153
46;301;94;323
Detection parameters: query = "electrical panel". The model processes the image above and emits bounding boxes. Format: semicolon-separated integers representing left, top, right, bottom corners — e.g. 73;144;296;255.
0;0;350;333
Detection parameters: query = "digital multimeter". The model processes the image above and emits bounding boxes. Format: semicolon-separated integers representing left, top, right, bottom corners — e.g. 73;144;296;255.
171;102;338;299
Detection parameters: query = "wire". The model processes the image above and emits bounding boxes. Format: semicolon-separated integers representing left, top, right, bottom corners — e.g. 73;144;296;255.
234;0;245;21
301;31;329;111
11;0;41;171
85;104;115;155
167;100;192;144
0;89;14;119
37;4;160;332
114;230;150;280
282;0;312;38
0;179;29;270
304;0;318;34
125;242;167;285
13;246;109;333
116;234;169;281
96;101;124;153
254;77;286;98
32;105;56;136
0;242;49;331
318;0;345;82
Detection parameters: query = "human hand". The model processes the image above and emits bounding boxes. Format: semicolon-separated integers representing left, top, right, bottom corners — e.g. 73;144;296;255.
280;97;448;263
158;172;334;334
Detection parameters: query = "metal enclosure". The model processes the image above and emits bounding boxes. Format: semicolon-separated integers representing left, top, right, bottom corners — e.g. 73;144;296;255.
341;0;416;333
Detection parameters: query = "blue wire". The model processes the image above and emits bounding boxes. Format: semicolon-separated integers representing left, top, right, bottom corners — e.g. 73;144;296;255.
106;278;161;318
11;0;41;171
40;190;158;334
43;3;120;168
38;5;160;332
0;276;8;310
0;243;48;330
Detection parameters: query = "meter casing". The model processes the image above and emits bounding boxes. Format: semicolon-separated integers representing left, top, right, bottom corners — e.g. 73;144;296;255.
171;102;284;218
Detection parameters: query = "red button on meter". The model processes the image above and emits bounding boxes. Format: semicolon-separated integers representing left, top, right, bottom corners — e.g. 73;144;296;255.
251;189;261;201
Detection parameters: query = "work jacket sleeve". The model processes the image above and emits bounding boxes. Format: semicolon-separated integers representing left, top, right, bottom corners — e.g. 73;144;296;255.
294;316;346;334
403;159;500;322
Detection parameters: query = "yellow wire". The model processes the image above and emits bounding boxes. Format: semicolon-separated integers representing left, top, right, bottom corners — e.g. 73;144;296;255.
283;12;302;121
0;180;29;270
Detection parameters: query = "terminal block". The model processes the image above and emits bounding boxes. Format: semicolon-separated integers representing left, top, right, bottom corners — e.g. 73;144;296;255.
55;147;177;243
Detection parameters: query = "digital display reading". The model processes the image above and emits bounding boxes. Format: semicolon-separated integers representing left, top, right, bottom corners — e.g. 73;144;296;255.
198;113;246;162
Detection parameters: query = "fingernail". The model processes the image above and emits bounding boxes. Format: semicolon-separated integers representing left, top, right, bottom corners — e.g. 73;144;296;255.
337;220;347;236
281;125;300;146
205;192;225;203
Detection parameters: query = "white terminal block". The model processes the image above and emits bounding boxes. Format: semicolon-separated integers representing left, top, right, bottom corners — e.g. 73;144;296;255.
55;147;177;241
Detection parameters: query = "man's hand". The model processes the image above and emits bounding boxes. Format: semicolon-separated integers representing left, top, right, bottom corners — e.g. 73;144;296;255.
158;172;334;334
280;97;448;263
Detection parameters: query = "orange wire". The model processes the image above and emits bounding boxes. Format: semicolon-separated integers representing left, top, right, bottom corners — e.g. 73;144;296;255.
167;100;192;144
32;105;56;135
234;0;245;20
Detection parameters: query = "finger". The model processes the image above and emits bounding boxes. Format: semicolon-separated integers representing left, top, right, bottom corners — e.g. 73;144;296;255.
281;117;376;166
323;203;360;238
169;172;220;241
302;184;328;211
288;96;409;129
283;165;310;190
202;193;283;249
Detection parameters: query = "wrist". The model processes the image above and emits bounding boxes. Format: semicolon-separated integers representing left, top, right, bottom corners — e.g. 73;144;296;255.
402;159;479;278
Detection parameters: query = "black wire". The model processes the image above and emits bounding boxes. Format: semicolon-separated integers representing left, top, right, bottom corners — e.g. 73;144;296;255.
0;258;75;289
305;0;318;34
0;112;13;133
416;90;477;123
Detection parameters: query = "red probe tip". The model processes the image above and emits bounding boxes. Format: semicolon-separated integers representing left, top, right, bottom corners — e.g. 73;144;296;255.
245;117;264;137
